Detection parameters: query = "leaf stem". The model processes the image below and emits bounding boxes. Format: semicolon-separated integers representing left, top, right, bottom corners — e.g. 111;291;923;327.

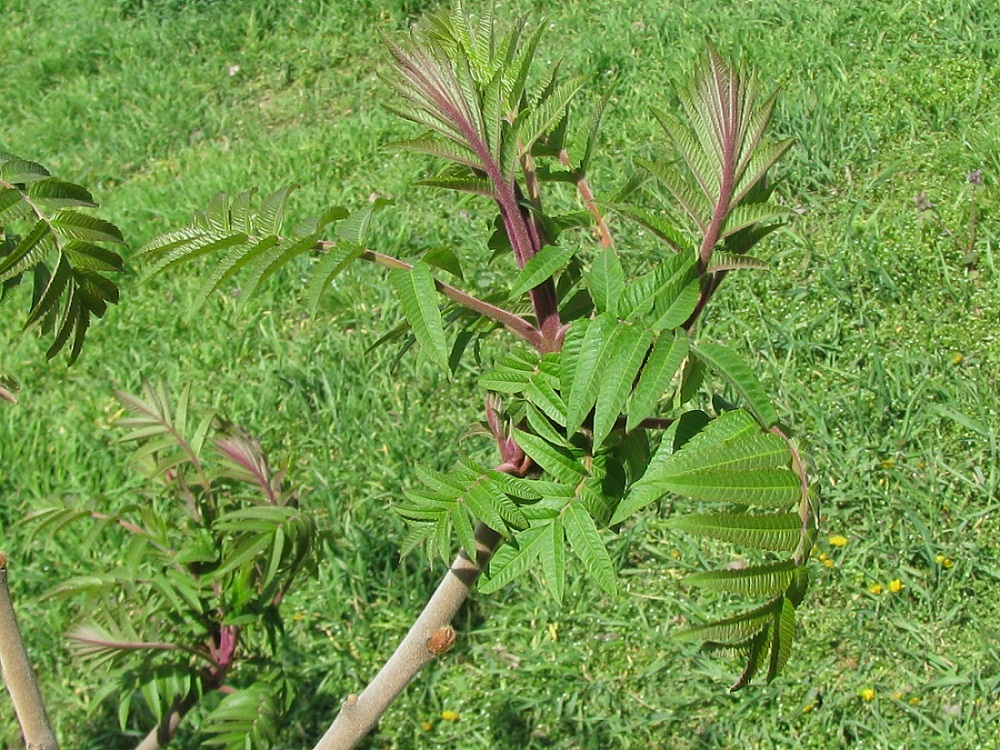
558;148;614;248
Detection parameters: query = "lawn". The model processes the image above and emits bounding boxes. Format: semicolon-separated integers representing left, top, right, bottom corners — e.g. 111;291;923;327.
1;0;999;747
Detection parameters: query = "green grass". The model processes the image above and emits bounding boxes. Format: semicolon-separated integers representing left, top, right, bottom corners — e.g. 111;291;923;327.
2;0;999;747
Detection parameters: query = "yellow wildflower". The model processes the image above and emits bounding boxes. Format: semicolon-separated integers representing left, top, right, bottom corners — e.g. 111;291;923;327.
869;583;883;595
909;696;921;706
822;558;834;569
422;721;433;732
860;688;876;702
802;702;815;714
888;579;904;593
935;554;954;569
953;353;964;364
441;710;459;722
829;534;848;548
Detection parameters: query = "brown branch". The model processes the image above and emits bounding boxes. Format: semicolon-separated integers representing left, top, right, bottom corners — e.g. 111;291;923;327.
133;690;201;750
0;553;59;750
313;522;502;749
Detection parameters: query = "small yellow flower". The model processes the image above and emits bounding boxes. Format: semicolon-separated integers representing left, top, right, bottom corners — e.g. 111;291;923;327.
935;554;954;569
818;552;828;562
888;579;904;593
880;458;896;470
953;353;964;365
829;534;848;548
869;583;883;595
860;688;876;702
802;702;815;714
822;558;834;569
422;721;433;732
441;710;459;722
909;696;921;706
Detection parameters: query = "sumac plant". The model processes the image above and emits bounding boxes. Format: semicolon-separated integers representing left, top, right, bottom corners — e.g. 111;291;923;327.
2;3;818;749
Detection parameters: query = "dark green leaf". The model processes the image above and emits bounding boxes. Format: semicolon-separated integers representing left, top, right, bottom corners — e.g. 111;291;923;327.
665;511;803;551
388;262;449;371
565;312;616;433
479;525;548;593
592;325;653;449
587;247;624;316
683;561;803;597
513;430;586;484
509;245;575;298
28;178;96;208
564;503;617;596
307;244;364;315
693;342;779;427
627;332;689;431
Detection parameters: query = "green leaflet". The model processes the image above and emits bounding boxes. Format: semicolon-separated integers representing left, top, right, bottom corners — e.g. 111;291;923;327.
619;251;699;329
422;245;465;279
416;175;498;197
564;312;617;433
394;133;482;169
581;81;616;176
0;220;55;282
693;342;779;427
525;378;568;427
627;332;689;432
665;511;804;552
683;560;804;598
610;201;690;252
592;324;653;449
525;402;567;446
479;348;540;393
49;211;125;245
610;409;795;524
307;244;364;315
587;246;624;316
541;516;566;603
672;596;779;645
648;468;801;507
634;156;712;233
721;202;789;239
398;460;533;562
255;186;296;236
388;262;449;372
564;503;617;596
518;74;588;154
513;429;586;484
479;524;548;594
203;683;280;750
707;251;769;273
28;177;97;208
509;245;575;298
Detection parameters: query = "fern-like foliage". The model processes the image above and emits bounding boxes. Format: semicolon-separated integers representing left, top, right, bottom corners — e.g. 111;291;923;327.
24;381;317;745
635;45;793;266
134;186;371;314
0;152;125;363
140;5;816;695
